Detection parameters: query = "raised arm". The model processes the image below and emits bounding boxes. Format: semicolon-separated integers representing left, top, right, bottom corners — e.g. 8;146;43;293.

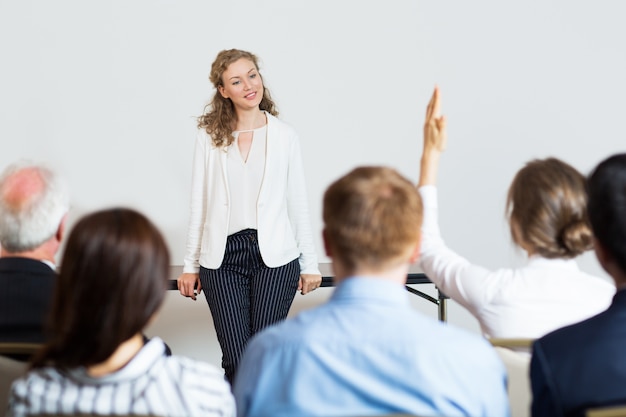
416;87;497;326
418;86;447;187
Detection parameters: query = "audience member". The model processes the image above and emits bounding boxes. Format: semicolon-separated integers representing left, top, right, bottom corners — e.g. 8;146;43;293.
417;87;614;340
233;162;509;416
530;153;626;417
0;162;68;344
8;208;234;417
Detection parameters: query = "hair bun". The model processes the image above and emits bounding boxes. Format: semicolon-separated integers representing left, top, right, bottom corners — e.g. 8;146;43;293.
559;220;594;257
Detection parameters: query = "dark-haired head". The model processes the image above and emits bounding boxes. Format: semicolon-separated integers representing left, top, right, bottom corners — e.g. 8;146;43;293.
31;208;170;369
506;157;593;258
587;153;626;279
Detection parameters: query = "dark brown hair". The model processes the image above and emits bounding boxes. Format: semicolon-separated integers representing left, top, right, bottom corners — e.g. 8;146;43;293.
31;208;170;369
587;153;626;274
197;49;278;148
506;158;593;258
323;166;423;271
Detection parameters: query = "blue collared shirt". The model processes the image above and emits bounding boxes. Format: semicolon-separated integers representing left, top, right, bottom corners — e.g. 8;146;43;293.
234;277;509;417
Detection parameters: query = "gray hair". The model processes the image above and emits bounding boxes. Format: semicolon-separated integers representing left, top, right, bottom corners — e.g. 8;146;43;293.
0;162;70;252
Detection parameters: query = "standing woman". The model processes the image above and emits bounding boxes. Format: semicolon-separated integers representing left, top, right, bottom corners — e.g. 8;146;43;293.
177;49;322;383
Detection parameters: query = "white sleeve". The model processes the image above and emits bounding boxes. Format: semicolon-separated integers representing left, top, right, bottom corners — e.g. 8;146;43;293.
286;134;320;275
182;131;209;274
418;185;496;314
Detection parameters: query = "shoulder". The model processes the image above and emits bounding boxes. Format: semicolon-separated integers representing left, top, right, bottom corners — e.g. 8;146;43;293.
536;310;604;357
11;366;63;395
164;355;227;381
244;314;313;357
431;321;504;367
195;128;219;149
266;114;298;138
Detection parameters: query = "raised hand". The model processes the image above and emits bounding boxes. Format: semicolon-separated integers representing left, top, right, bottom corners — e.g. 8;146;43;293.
419;86;447;187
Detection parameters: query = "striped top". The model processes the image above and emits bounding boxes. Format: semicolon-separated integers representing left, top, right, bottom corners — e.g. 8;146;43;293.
8;337;235;417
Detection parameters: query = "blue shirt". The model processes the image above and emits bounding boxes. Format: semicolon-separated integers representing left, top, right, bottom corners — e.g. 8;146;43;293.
234;277;509;417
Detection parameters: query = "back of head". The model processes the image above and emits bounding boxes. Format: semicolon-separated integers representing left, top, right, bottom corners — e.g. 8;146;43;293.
32;208;170;369
587;153;626;275
0;162;69;253
323;166;423;271
507;157;592;259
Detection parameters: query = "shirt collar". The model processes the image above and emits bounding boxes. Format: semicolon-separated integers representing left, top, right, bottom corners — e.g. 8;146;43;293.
331;276;410;307
66;337;167;383
526;255;580;271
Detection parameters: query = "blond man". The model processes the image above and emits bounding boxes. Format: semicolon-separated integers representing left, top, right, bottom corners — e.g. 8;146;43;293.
234;161;509;416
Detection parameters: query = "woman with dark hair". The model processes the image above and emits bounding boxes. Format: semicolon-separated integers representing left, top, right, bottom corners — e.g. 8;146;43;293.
177;49;321;383
8;208;235;417
417;87;614;340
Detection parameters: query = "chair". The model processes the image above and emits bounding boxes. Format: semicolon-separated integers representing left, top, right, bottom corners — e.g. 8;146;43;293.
587;405;626;417
0;355;29;412
489;338;534;349
488;338;535;417
0;342;42;356
0;343;41;412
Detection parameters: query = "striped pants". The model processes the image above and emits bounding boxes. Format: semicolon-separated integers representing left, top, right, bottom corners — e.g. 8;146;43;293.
199;229;300;384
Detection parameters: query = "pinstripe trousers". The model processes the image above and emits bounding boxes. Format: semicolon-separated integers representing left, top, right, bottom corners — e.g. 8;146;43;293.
199;229;300;384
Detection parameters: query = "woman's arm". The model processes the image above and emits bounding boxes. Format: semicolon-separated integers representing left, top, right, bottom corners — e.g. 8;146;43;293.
417;88;496;315
285;134;321;294
418;86;447;187
178;131;209;300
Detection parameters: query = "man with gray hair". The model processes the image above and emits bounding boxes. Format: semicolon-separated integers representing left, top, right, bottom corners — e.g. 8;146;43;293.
0;162;69;344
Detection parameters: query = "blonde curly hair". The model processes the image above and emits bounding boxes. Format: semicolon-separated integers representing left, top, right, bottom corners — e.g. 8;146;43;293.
198;49;279;147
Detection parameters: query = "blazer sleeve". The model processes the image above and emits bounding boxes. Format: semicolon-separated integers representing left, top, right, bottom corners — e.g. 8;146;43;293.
183;131;209;273
286;134;320;275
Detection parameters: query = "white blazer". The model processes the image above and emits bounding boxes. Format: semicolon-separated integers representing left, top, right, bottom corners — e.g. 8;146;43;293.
183;113;320;275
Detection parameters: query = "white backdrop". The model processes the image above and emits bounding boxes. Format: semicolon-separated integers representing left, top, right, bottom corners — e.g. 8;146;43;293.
2;1;625;339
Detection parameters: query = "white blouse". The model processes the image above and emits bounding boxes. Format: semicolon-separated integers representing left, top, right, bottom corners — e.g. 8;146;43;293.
418;185;615;339
227;125;266;235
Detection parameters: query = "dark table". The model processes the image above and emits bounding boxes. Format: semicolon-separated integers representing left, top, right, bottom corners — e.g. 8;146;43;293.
168;263;448;321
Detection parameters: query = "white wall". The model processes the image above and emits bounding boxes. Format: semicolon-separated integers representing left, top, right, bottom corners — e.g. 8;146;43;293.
2;1;624;363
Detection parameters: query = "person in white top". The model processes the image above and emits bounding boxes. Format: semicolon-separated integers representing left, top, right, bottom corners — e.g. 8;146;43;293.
8;208;234;417
417;87;614;340
177;49;321;383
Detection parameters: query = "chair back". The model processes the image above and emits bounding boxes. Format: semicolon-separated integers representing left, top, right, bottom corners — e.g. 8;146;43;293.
0;355;29;412
488;338;535;417
587;405;626;417
0;342;42;356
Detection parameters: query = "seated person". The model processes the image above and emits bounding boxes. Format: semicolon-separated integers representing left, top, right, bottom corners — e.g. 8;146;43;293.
233;164;509;413
530;153;626;417
0;162;68;345
8;208;234;417
417;87;614;340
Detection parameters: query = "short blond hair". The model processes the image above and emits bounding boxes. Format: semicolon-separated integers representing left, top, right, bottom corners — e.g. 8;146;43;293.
323;166;423;271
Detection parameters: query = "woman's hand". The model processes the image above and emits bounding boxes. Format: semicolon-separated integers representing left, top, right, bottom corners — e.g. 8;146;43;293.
177;272;202;300
299;273;322;295
419;86;447;187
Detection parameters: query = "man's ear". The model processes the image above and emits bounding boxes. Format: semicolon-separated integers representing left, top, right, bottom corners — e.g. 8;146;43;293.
408;236;422;264
593;237;621;282
322;228;332;257
594;237;608;266
56;213;68;242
